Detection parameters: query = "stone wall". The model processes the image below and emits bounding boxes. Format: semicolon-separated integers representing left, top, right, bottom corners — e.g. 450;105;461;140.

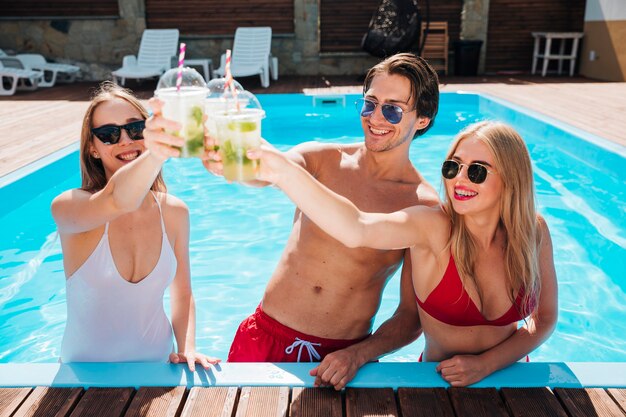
0;0;439;81
0;0;146;81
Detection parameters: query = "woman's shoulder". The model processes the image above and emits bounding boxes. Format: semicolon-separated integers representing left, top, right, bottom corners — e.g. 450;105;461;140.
157;192;188;213
535;213;553;247
155;193;189;239
402;204;450;254
51;188;92;212
53;187;91;201
536;213;548;228
407;204;451;238
409;203;449;222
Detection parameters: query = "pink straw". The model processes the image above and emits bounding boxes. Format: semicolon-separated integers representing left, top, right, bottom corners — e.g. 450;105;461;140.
223;49;240;111
176;42;186;92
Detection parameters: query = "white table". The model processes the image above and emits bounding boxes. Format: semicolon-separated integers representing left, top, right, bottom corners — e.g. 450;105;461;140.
531;32;584;77
186;58;213;82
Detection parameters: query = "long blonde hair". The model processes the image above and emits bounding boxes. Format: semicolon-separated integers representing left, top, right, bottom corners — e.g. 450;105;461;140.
79;81;166;193
443;121;540;318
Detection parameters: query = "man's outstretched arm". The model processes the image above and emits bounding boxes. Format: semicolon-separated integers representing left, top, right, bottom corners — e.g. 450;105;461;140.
310;251;421;390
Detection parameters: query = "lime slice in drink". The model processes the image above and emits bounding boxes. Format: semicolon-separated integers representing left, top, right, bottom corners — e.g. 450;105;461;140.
227;121;257;132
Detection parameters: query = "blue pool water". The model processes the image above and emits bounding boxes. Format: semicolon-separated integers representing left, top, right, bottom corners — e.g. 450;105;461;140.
1;93;625;363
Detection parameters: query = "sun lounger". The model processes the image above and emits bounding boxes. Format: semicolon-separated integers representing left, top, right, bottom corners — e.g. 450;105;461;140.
112;29;179;86
16;54;80;87
0;57;42;96
213;27;278;88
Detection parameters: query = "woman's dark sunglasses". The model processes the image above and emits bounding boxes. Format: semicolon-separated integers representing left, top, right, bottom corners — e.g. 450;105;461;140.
91;120;145;145
441;159;494;184
355;98;414;125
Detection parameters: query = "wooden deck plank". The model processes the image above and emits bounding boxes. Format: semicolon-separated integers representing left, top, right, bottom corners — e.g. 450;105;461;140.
290;387;342;417
397;387;455;417
0;388;32;417
448;388;510;417
12;387;82;417
1;386;623;416
345;388;398;417
607;389;626;414
69;388;133;417
124;386;185;417
439;81;626;146
235;387;290;417
180;387;238;417
501;387;568;417
554;388;625;417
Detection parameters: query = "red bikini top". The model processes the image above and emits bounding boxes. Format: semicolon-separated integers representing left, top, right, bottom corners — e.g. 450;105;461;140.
416;254;528;327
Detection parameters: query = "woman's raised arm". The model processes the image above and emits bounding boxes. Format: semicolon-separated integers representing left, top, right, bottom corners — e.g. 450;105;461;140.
253;145;437;250
52;98;183;234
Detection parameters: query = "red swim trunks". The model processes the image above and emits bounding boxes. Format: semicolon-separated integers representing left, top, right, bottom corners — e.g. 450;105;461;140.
228;304;368;362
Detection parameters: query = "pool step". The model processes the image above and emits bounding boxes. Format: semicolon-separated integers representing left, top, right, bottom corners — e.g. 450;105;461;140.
311;95;346;107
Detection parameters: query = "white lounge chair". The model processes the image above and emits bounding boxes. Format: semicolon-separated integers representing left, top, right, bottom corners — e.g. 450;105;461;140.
0;57;42;96
112;29;179;86
16;54;80;87
213;27;278;88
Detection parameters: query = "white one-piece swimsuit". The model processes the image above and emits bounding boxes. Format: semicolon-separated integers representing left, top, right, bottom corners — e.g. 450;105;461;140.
60;193;177;362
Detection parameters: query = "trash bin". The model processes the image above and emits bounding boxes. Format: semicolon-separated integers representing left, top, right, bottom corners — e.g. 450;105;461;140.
454;40;483;76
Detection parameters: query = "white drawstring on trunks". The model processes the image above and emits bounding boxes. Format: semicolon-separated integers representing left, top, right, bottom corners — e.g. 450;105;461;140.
284;337;322;362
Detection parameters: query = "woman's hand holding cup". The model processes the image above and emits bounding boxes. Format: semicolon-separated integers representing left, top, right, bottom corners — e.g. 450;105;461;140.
201;134;224;177
246;140;290;185
144;98;185;162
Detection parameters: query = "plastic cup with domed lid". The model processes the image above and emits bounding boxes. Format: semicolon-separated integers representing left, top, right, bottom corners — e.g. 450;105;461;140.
211;90;265;182
155;67;208;157
204;77;246;138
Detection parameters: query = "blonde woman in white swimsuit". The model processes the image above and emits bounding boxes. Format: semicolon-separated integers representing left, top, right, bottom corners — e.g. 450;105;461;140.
52;82;219;370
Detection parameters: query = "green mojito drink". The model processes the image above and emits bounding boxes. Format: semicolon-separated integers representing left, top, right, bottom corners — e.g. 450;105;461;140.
214;108;265;182
205;97;251;140
156;86;207;158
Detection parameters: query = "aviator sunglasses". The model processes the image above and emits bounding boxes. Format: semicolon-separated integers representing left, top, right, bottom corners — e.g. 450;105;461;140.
91;120;146;145
441;159;494;184
355;98;415;125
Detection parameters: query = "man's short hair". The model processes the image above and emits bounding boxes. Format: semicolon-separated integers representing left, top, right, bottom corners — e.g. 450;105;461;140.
363;53;439;138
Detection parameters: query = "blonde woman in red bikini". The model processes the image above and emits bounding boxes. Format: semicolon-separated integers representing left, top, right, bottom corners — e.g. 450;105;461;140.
249;120;558;387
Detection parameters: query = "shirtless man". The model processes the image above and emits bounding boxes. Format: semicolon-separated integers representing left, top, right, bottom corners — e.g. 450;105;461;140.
206;53;440;390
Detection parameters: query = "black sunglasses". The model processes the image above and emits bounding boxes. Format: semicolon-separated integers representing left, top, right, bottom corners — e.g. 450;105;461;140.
441;159;494;184
91;120;145;145
355;98;415;125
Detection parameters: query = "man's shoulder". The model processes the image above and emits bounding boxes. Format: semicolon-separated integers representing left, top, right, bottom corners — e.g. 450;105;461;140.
289;141;360;156
287;141;362;173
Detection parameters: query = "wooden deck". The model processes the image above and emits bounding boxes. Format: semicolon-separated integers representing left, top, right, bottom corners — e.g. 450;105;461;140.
1;386;625;416
1;75;625;179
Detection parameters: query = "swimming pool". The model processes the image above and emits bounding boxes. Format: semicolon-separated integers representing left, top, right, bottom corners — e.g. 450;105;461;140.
0;92;625;364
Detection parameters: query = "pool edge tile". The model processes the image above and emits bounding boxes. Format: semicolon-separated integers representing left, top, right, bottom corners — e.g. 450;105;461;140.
0;362;623;389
